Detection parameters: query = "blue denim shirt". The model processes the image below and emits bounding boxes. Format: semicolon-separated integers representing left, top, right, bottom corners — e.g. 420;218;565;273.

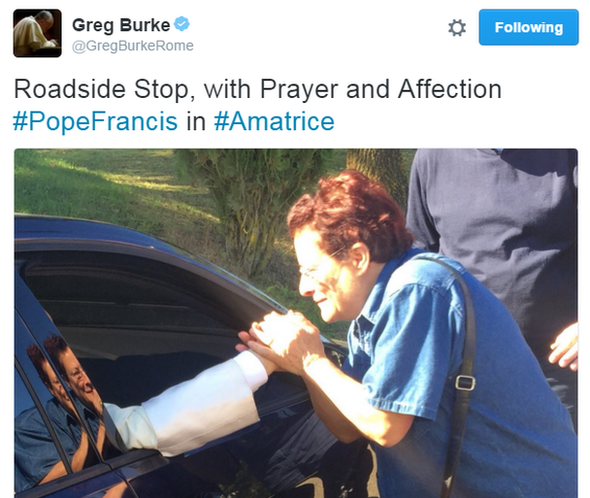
343;249;577;498
15;395;100;492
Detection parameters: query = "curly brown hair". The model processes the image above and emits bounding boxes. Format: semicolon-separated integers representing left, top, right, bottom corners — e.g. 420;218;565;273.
287;170;413;262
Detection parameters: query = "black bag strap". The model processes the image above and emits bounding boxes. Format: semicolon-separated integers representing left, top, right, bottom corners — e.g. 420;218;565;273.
412;255;476;498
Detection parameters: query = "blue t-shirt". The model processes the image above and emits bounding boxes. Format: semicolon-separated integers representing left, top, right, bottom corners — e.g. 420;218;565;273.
343;249;577;498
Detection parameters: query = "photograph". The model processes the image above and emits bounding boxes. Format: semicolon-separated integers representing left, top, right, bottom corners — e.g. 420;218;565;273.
13;9;61;57
14;148;578;497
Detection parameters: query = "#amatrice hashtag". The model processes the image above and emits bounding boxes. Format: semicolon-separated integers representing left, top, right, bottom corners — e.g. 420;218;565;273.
213;110;335;132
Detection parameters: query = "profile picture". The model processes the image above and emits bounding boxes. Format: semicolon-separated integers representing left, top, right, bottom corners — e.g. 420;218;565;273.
14;9;61;57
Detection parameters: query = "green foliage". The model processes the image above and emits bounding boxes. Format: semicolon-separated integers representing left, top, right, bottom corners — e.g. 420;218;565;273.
175;149;332;277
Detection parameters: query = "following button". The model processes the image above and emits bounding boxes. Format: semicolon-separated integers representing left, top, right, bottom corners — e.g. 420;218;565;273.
480;9;578;45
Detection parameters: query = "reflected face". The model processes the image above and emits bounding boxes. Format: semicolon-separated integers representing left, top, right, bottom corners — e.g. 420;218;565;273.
59;348;101;412
42;359;75;415
294;227;361;323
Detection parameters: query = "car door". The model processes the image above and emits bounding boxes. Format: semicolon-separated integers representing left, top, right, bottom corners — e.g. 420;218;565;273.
16;265;222;498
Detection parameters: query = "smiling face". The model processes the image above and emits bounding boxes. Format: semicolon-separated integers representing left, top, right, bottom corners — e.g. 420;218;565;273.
42;359;76;415
294;227;369;323
58;347;101;413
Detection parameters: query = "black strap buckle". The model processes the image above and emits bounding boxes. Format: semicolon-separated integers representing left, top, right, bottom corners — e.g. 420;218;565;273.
455;375;476;391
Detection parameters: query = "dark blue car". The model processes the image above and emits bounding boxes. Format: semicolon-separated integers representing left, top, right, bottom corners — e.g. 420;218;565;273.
15;215;372;498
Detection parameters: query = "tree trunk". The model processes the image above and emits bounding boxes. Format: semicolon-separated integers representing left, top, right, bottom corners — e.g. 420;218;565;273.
346;149;409;211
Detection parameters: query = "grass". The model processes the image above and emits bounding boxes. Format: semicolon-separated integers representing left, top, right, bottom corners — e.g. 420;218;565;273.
16;149;222;258
15;148;415;341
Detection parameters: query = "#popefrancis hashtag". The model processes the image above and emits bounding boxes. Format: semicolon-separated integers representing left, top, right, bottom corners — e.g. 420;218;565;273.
13;111;177;135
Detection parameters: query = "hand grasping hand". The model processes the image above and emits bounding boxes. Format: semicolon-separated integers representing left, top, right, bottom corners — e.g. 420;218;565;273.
237;311;326;376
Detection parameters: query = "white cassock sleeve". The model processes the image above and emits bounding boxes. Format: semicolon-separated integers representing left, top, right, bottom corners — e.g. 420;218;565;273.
103;351;268;457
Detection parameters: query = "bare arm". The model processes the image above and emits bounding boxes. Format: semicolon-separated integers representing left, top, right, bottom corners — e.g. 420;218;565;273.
38;429;92;484
302;356;413;447
303;377;362;443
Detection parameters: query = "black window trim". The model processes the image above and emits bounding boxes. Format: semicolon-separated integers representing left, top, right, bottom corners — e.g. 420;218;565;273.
16;461;125;498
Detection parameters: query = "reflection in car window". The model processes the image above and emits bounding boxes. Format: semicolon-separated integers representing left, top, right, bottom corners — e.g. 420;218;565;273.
25;262;250;408
14;368;59;493
44;334;120;456
14;338;119;493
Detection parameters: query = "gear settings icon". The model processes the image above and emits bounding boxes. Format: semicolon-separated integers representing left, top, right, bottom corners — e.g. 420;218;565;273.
449;19;466;36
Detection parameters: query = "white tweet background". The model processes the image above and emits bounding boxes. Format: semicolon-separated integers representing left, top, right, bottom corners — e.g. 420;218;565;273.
4;0;587;495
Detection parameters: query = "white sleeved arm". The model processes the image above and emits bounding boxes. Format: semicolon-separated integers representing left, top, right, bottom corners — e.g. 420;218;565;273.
232;350;269;391
104;352;268;457
103;403;158;452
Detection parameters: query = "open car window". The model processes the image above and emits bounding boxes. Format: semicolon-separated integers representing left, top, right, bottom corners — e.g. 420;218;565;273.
19;250;307;410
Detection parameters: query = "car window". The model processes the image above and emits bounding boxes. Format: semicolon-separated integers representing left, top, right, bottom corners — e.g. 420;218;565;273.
20;251;305;410
26;268;236;407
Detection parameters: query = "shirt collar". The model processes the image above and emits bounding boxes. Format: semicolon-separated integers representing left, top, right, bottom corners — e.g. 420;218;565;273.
357;247;423;325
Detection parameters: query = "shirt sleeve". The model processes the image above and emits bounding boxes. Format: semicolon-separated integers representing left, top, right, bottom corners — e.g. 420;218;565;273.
14;409;61;492
361;283;459;420
24;19;53;51
233;350;269;391
406;151;441;252
142;355;261;457
103;403;159;454
104;353;267;457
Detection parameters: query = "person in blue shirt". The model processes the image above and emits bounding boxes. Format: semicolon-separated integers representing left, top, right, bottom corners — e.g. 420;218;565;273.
15;344;102;492
240;170;577;498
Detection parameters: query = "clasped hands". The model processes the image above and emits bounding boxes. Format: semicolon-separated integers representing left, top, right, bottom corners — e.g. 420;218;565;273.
237;311;326;376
